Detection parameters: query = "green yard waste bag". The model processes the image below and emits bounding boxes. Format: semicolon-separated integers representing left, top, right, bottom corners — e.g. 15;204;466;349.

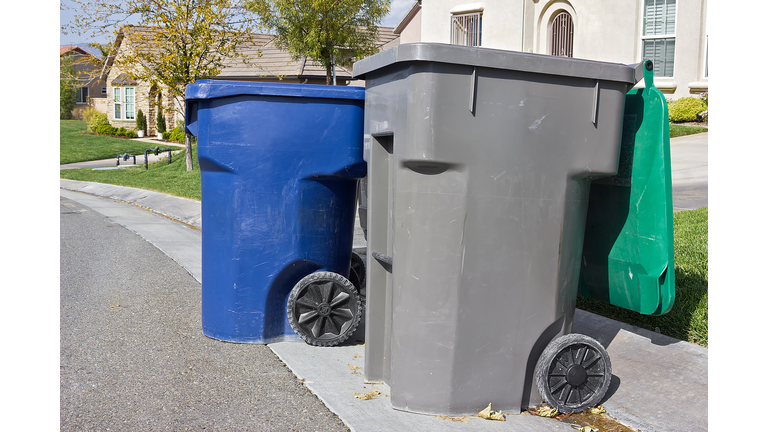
579;59;675;316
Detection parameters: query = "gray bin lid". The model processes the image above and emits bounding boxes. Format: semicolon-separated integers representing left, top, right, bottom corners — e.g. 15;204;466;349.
353;43;642;85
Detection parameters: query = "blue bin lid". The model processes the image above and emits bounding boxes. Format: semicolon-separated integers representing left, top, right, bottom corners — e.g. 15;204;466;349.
186;80;365;101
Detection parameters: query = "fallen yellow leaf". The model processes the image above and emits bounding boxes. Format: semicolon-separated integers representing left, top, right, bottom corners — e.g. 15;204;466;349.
353;391;382;400
477;403;506;421
572;426;599;432
529;405;558;418
588;406;605;415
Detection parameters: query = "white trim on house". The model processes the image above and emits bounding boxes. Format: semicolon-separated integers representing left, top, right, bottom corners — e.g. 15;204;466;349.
449;3;484;14
112;86;136;121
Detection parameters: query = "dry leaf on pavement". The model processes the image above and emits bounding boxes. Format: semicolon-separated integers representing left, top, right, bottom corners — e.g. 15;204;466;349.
477;403;505;421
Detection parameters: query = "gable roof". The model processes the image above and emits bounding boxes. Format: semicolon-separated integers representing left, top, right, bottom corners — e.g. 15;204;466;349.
394;1;422;35
105;25;399;82
60;46;91;56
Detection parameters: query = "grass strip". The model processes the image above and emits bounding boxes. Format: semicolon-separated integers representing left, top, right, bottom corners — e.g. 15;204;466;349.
669;123;708;138
60;145;201;201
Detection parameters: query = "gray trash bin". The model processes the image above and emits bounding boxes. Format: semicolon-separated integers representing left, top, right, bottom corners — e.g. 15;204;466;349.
352;43;642;416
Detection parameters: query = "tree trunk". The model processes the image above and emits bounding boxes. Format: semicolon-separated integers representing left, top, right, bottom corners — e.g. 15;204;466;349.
185;132;194;171
326;64;332;85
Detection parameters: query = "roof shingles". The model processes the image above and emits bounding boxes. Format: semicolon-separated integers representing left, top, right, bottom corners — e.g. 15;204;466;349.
112;26;398;81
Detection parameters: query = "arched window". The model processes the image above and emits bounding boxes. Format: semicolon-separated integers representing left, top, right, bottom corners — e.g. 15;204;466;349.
550;11;574;57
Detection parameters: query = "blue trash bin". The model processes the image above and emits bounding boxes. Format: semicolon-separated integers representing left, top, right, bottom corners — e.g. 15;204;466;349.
185;80;367;345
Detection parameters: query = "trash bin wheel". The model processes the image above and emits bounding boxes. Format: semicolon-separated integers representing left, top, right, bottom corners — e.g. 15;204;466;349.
534;333;612;414
348;251;366;295
287;271;362;347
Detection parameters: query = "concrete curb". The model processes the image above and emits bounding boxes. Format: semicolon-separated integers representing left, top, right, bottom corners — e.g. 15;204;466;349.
60;179;202;230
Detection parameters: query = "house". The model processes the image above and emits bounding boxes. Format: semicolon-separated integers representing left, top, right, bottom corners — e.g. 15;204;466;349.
60;46;109;113
394;0;707;100
101;26;399;135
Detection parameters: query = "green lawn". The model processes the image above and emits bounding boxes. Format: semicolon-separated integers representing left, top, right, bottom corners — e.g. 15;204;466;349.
577;207;708;347
60;145;201;200
669;123;708;138
60;120;157;164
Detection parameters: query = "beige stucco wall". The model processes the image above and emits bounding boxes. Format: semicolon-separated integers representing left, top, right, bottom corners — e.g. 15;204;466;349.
105;41;183;135
418;0;708;99
398;7;423;44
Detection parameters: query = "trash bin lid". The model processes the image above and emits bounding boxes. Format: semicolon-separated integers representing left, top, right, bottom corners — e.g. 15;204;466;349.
186;80;365;101
353;43;641;85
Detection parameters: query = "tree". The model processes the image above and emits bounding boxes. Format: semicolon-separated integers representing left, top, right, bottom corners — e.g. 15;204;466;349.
245;0;390;85
60;56;79;119
62;0;259;171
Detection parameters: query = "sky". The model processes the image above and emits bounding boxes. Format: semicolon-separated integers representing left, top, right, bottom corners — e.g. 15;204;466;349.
60;0;417;46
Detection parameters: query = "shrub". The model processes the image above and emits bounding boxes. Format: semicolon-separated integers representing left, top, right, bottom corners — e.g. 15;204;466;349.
60;79;77;120
136;109;147;133
668;97;708;123
162;131;172;140
168;120;186;142
95;123;117;136
115;127;127;137
125;130;138;138
156;109;167;134
87;112;110;133
71;106;88;120
81;107;102;123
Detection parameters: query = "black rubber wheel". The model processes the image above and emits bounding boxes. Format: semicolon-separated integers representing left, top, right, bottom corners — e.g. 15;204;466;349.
287;272;362;347
348;251;366;295
535;333;612;414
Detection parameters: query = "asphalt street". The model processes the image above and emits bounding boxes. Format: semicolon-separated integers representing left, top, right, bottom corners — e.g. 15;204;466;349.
60;196;349;431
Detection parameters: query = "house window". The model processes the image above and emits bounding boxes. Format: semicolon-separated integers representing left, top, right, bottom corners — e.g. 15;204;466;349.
114;88;121;119
642;0;676;77
76;86;88;104
550;11;574;57
113;87;135;120
102;86;107;95
451;12;482;47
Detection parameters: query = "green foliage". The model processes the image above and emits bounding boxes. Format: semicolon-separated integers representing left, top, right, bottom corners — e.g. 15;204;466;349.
136;109;147;132
162;131;172;140
167;121;186;142
88;112;110;133
96;123;117;136
668;97;708;123
246;0;390;84
125;129;138;138
156;109;167;134
60;56;78;119
81;107;103;123
60;79;77;120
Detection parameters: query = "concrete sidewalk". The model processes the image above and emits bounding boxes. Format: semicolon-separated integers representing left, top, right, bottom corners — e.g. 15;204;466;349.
60;149;708;432
670;132;708;211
